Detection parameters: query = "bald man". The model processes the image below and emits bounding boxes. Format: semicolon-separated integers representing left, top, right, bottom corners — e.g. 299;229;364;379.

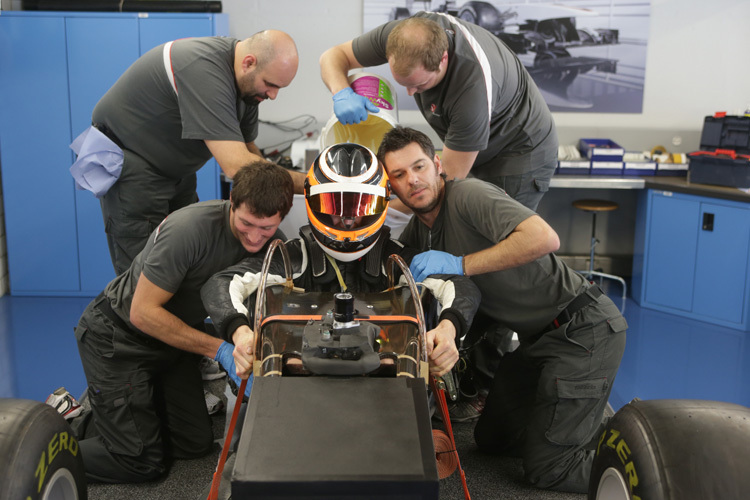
82;31;301;275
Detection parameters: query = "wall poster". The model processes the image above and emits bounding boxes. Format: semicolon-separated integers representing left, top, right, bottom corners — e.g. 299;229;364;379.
363;0;650;113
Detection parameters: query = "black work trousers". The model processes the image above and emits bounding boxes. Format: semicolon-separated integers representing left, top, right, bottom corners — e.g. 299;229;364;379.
73;296;213;483
100;148;198;275
474;293;627;493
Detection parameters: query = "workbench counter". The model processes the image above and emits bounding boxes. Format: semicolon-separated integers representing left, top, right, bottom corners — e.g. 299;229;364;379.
551;175;750;204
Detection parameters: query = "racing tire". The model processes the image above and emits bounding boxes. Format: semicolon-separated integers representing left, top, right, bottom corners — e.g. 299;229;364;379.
589;399;750;500
457;2;503;33
0;398;87;500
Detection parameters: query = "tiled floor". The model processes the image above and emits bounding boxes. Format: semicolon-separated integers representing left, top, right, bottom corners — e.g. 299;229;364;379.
1;288;748;410
1;295;92;402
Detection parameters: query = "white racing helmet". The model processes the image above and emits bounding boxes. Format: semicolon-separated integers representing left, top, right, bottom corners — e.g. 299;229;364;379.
304;143;390;262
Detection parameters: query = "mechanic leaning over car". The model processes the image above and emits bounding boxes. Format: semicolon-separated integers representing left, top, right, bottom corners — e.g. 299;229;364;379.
201;143;481;383
70;162;294;483
320;11;558;212
377;126;627;494
71;30;304;276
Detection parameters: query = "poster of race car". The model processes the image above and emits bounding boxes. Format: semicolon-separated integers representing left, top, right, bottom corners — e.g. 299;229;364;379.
363;0;650;113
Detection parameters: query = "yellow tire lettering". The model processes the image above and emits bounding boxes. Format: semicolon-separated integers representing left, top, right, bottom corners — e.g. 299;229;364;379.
48;432;60;464
69;434;79;457
606;428;620;450
35;450;48;493
625;460;639;490
604;428;641;494
34;431;81;494
59;432;69;454
615;437;631;464
596;429;607;455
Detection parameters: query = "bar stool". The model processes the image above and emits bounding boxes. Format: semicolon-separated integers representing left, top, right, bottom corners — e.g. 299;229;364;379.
572;199;627;311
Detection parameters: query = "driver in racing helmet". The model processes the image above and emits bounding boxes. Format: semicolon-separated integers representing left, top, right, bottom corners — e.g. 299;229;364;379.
200;142;482;385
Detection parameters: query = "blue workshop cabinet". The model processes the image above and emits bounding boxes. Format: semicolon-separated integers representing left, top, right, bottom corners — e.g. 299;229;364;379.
0;16;79;293
632;189;750;331
66;16;140;294
0;11;227;296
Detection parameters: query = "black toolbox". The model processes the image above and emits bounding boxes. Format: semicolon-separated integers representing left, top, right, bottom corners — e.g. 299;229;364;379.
688;113;750;188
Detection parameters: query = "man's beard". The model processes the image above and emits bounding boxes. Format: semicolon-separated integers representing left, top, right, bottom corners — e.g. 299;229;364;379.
241;94;262;107
409;185;443;214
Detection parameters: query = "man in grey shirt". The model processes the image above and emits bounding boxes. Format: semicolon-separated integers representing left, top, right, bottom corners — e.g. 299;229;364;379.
377;127;626;493
320;12;557;211
72;162;293;483
84;31;302;274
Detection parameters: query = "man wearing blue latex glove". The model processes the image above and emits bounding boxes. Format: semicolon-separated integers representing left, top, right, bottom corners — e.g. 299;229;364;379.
214;341;253;398
378;127;627;494
320;12;557;211
332;87;380;125
410;250;463;283
71;162;293;484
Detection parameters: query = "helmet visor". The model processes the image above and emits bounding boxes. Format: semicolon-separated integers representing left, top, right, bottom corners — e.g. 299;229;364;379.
306;191;389;218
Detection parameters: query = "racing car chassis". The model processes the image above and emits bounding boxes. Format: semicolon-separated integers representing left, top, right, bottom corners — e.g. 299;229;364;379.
209;240;455;499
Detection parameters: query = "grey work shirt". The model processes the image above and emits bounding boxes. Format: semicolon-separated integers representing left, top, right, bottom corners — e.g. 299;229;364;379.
104;200;280;329
93;37;258;179
353;11;557;176
398;179;586;339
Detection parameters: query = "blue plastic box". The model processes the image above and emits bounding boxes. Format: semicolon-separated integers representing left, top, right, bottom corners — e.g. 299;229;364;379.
590;161;624;175
579;138;624;162
557;160;591;175
624;161;656;176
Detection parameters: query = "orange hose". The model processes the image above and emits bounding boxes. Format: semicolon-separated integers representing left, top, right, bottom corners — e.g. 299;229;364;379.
431;376;471;499
207;377;248;500
433;429;458;479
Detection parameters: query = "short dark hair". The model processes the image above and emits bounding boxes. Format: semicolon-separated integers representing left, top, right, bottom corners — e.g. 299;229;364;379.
377;126;437;166
230;161;294;219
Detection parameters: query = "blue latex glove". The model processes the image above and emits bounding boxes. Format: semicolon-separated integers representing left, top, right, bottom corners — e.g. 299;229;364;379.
410;250;463;283
214;341;252;398
332;87;380;125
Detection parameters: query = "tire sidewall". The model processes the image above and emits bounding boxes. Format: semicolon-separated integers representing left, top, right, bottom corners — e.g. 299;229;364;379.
0;398;87;500
589;399;750;500
589;404;660;500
